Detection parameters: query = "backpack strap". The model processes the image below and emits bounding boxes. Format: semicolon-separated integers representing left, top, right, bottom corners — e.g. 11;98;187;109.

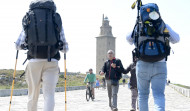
48;45;51;62
155;40;162;55
163;28;170;61
52;13;60;42
131;23;140;60
131;23;137;39
45;9;48;42
33;12;39;58
142;41;146;55
20;72;25;78
45;9;51;62
33;12;39;42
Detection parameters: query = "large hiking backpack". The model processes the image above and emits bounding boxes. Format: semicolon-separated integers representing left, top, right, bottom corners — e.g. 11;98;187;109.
133;3;171;62
22;0;62;61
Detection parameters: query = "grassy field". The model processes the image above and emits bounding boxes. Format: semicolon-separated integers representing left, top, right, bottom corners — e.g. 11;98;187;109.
0;69;120;89
0;69;26;89
173;83;190;89
56;74;106;87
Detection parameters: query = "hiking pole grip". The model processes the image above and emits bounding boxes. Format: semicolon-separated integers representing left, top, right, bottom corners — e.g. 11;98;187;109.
64;53;66;60
16;50;19;59
131;0;137;9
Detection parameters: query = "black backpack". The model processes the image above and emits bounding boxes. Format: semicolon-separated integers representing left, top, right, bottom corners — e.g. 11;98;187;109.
22;0;62;61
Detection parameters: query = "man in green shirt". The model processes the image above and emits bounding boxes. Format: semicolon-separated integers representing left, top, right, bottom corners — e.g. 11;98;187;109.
84;68;96;99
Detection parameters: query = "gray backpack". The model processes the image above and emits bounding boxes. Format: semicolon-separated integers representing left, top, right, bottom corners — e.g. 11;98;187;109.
22;0;62;61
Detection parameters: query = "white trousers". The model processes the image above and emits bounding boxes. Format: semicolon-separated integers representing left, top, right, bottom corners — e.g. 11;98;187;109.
25;61;59;111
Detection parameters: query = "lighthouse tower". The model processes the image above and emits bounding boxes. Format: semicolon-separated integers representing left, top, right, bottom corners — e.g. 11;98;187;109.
96;15;116;74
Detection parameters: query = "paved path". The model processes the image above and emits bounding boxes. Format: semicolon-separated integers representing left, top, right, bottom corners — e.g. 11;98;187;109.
0;86;190;111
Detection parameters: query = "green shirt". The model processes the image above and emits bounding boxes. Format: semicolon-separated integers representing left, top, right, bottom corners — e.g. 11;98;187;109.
84;73;96;83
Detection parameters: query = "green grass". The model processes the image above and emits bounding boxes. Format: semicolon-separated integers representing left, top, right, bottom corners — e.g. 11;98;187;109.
57;74;106;87
0;69;24;77
0;69;109;89
57;74;86;87
173;84;190;89
0;69;26;89
0;85;12;89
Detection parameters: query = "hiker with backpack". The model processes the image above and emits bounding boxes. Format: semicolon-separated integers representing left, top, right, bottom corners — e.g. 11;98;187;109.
15;0;68;111
126;3;180;111
100;50;124;111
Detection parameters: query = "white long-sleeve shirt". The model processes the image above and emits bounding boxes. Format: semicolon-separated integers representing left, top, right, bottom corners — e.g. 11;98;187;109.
126;24;180;62
126;24;180;45
15;26;69;62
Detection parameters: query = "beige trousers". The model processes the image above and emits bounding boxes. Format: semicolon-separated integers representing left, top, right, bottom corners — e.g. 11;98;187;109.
25;61;59;111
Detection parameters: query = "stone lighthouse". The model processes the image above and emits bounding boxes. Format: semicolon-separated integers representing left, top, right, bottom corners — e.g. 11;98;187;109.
96;15;116;74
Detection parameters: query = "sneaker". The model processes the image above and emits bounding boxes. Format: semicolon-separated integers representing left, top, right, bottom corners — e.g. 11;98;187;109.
109;99;111;107
112;108;118;111
130;108;135;111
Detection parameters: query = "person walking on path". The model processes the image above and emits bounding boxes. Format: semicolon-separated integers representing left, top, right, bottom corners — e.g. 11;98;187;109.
102;77;106;89
96;78;100;89
15;0;68;111
126;3;180;111
100;50;124;111
122;79;126;87
123;58;138;111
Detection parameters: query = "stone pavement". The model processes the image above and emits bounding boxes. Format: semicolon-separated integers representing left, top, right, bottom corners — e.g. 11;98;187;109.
0;86;190;111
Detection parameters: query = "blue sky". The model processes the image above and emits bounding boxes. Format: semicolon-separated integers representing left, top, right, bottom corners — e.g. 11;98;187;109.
0;0;189;86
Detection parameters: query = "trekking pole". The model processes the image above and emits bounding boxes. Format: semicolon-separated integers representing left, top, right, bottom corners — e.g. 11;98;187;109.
131;0;142;59
9;50;19;111
136;0;142;52
64;53;67;111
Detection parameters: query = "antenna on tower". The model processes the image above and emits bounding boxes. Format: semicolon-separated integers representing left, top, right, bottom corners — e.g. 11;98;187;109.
102;14;104;23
